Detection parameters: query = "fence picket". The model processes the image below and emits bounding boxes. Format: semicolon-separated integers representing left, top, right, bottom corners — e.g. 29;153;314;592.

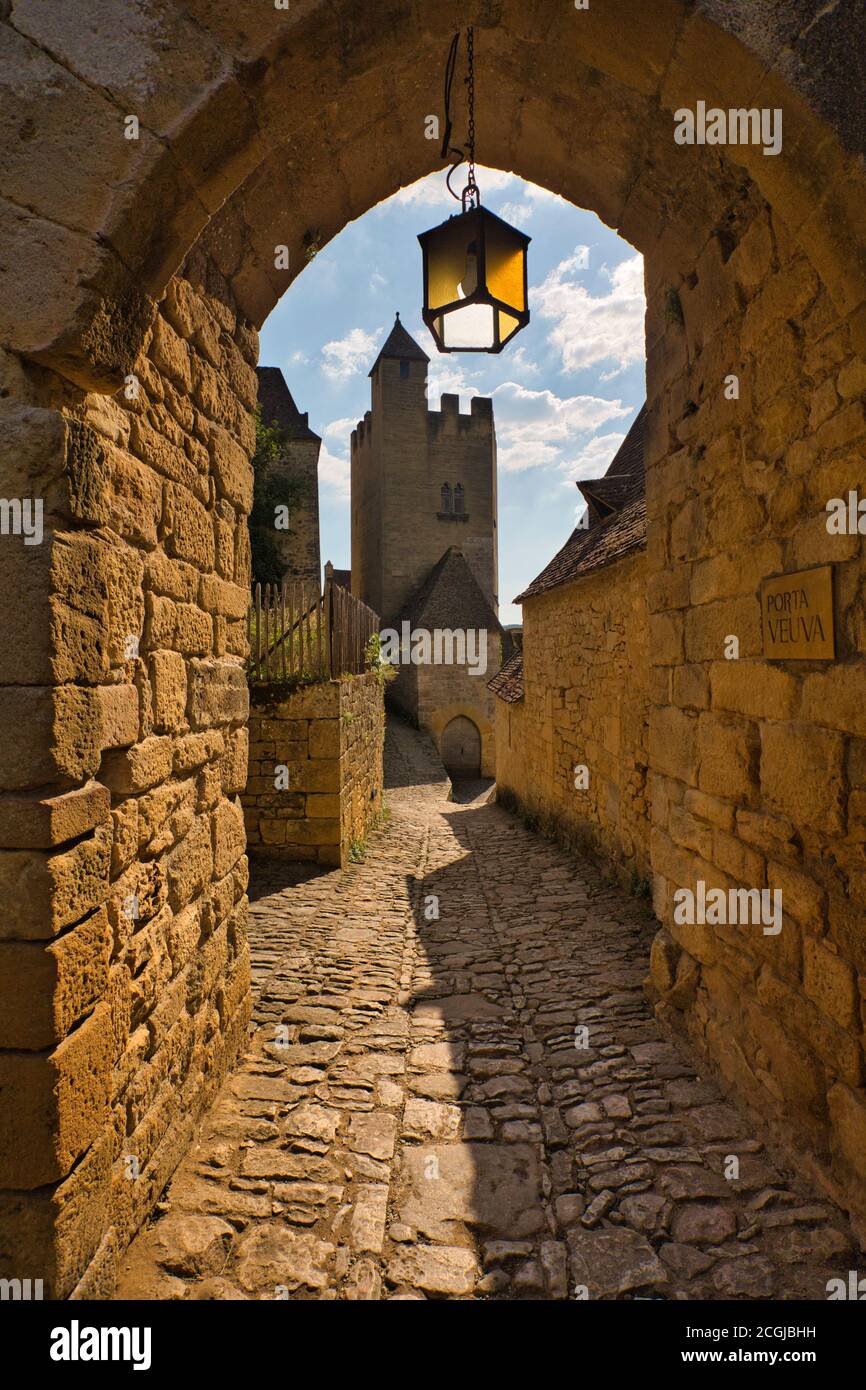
248;579;378;685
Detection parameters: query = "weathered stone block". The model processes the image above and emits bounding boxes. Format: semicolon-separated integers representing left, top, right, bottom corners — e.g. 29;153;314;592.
0;781;109;850
0;825;110;940
697;712;758;801
803;938;858;1031
0;1002;113;1187
309;719;340;758
0;906;110;1048
188;659;248;729
760;722;845;833
97;683;139;750
150;649;188;732
101;735;175;794
213;797;245;879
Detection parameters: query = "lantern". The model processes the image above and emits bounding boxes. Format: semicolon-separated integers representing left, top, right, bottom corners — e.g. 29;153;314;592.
418;203;530;353
418;26;531;355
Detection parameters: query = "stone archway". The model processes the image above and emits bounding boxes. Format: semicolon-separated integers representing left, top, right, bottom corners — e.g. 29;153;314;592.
2;1;866;1295
441;715;483;780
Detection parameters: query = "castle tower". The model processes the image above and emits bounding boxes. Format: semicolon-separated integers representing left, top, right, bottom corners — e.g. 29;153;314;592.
255;366;321;587
351;314;498;626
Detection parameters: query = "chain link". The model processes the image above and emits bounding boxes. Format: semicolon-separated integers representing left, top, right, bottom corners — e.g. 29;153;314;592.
465;27;478;204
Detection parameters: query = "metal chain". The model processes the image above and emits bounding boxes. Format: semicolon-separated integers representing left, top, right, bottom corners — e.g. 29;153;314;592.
465;26;478;204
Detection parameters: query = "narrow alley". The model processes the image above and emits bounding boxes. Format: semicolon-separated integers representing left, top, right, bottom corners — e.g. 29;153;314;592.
115;719;856;1301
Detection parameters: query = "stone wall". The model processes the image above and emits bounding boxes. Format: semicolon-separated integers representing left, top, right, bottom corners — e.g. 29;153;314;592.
242;671;384;868
497;550;650;882
644;202;866;1228
0;246;254;1298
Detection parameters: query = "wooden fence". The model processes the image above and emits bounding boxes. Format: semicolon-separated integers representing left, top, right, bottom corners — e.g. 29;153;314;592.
247;578;380;685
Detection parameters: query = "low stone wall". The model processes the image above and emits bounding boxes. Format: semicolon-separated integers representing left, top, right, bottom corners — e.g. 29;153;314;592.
495;549;650;884
243;672;384;867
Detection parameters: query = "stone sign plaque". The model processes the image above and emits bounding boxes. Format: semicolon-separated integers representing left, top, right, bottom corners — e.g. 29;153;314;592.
761;565;834;660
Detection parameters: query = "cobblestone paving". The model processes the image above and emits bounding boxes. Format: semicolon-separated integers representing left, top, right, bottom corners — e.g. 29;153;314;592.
115;718;860;1300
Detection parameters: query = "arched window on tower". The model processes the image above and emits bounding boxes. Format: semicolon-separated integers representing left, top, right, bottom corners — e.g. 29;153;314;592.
453;483;464;515
441;483;452;514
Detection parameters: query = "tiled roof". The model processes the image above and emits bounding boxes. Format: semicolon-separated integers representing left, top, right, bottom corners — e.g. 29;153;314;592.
369;314;430;376
256;366;321;443
406;547;502;636
515;405;647;603
487;648;524;703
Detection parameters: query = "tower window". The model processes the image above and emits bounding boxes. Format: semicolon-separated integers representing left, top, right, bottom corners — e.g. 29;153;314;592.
454;483;464;515
400;358;410;378
441;483;452;514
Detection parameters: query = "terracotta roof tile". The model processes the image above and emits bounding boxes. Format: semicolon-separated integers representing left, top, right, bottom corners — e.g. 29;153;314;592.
487;648;524;703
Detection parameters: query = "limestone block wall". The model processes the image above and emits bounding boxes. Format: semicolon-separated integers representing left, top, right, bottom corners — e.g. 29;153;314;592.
644;200;866;1226
496;551;650;882
242;672;384;868
0;247;254;1298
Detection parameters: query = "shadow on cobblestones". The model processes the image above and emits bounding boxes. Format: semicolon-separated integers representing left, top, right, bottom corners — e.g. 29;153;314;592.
113;717;860;1301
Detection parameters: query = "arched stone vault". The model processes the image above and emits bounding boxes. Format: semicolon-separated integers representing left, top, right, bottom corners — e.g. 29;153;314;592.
2;0;866;1296
2;0;865;386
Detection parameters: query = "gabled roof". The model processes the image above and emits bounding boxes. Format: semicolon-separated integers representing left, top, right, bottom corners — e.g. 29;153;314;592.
256;366;321;443
487;648;524;703
369;313;430;376
406;547;502;636
515;405;647;603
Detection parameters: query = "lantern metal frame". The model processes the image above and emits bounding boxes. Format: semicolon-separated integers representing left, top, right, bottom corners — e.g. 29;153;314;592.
418;201;531;355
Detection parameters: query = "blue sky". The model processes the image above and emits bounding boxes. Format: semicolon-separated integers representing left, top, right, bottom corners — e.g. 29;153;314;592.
259;167;647;626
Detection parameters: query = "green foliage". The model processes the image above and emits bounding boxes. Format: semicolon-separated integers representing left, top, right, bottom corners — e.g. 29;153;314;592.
348;838;367;863
250;405;308;587
364;631;397;688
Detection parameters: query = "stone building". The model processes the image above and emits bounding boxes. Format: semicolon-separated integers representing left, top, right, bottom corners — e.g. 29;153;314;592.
351;316;505;777
255;366;321;586
490;406;649;879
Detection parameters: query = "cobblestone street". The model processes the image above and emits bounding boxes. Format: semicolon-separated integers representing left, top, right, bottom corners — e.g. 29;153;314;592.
115;718;859;1301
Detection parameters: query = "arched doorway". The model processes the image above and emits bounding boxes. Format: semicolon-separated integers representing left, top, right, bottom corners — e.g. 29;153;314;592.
441;715;482;778
3;0;866;1294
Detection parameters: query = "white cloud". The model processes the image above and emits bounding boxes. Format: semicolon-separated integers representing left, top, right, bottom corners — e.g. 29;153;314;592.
318;444;350;500
426;363;480;404
323;416;359;442
489;382;631;474
559;431;628;483
502;345;541;379
321;327;381;381
497;183;568;227
535;251;645;376
498;199;533;228
369;269;387;291
388;165;518;209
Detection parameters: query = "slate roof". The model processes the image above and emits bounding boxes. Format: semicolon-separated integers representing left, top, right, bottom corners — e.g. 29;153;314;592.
486;648;524;703
329;568;351;591
405;547;502;637
256;366;321;442
369;314;430;376
514;405;647;603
